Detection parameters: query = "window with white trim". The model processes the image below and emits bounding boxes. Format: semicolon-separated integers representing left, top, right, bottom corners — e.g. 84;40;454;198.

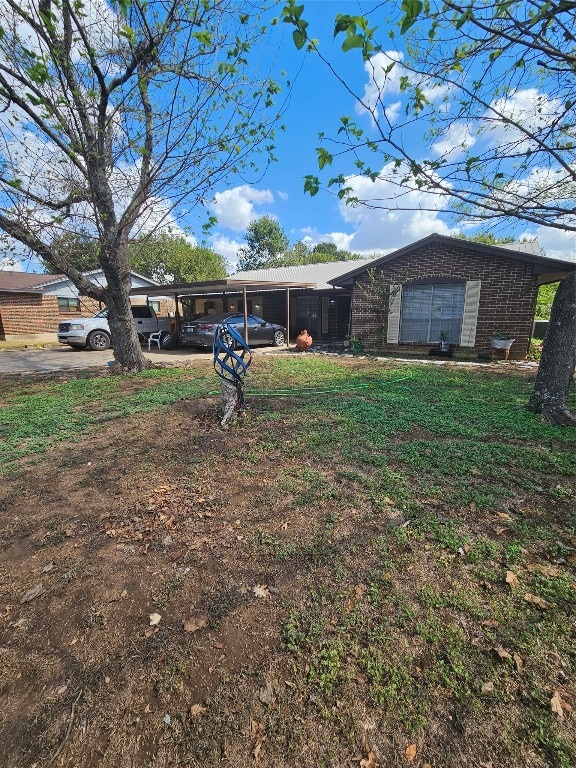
399;282;466;344
57;296;80;312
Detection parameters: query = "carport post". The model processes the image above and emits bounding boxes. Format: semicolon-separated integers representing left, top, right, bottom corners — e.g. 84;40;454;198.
174;293;181;349
286;287;290;347
243;286;249;345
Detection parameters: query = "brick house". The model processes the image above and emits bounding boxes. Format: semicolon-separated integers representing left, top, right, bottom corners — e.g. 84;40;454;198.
0;270;173;342
329;234;575;360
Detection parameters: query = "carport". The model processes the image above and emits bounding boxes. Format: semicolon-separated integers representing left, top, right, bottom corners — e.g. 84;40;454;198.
129;278;316;347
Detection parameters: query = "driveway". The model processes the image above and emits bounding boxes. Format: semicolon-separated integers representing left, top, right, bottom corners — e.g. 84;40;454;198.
0;344;283;375
0;346;201;375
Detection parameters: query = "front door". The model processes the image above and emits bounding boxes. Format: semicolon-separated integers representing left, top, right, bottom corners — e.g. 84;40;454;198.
294;295;320;339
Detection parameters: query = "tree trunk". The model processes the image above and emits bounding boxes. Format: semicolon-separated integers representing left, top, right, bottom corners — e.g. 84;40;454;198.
102;242;149;373
527;271;576;426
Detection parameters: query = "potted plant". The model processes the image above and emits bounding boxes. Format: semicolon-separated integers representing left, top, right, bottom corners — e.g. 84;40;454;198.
439;330;450;352
490;331;515;350
349;335;363;353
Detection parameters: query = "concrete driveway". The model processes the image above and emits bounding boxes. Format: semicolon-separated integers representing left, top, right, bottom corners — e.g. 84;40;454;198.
0;344;283;375
0;345;204;375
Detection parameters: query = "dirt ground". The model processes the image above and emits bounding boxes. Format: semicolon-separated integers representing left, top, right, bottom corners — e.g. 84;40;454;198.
0;357;574;768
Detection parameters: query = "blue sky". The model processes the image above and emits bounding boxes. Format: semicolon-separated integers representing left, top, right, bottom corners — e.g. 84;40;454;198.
198;0;576;271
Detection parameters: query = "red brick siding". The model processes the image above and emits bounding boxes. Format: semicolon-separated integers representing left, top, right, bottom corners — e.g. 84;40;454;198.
0;293;104;337
0;292;174;339
351;242;537;360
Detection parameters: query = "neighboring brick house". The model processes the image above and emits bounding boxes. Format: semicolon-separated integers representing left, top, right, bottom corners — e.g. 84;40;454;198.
329;234;575;360
0;270;174;341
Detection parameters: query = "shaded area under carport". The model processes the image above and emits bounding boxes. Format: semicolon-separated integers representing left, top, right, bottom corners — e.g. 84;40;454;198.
129;278;316;347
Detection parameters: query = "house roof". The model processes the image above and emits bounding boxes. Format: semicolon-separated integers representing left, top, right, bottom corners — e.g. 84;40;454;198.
0;270;66;292
0;269;159;293
231;259;376;290
328;234;575;288
129;278;316;298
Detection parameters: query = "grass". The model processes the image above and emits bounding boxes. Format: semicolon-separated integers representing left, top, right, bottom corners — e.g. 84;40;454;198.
1;356;575;767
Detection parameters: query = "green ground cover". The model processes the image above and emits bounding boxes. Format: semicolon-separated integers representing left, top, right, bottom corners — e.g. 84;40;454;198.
0;357;574;767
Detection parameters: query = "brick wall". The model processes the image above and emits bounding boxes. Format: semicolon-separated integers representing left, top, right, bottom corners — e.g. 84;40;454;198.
0;292;174;340
351;242;538;360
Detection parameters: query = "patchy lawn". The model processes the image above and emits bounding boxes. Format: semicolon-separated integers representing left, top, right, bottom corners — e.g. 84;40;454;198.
0;355;575;768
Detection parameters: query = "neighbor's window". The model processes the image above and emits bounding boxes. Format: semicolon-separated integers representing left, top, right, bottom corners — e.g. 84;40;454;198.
149;301;161;312
57;297;80;312
399;283;466;344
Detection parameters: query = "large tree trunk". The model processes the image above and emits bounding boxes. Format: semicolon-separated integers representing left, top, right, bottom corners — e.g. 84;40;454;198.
527;271;576;426
102;240;148;373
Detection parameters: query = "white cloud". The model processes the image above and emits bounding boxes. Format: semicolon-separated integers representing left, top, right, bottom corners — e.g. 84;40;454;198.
210;234;244;272
432;121;476;159
338;162;458;252
210;185;274;231
0;257;22;271
520;226;576;263
483;88;567;153
358;51;449;123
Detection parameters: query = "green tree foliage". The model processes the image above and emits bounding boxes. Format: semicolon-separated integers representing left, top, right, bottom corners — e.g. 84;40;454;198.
0;1;283;370
456;233;515;247
237;216;290;270
42;233;100;274
238;215;365;269
535;283;559;321
130;234;227;283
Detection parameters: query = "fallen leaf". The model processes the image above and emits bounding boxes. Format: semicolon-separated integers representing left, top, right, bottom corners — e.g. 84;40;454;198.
550;691;572;719
493;526;507;535
505;571;520;590
253;741;262;761
259;681;274;705
524;593;551;609
253;584;270;599
405;743;417;762
189;703;206;719
481;619;499;628
482;681;494;693
42;563;55;573
281;521;288;530
149;612;162;626
20;583;44;604
360;749;378;768
493;646;512;661
56;685;68;696
513;653;523;672
496;512;512;520
183;616;207;633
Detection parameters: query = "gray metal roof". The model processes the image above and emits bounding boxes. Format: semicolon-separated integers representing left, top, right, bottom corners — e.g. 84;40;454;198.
129;278;316;298
232;259;376;290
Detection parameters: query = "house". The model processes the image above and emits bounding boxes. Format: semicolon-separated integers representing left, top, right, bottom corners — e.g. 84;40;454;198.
328;234;575;360
0;269;173;342
228;260;375;342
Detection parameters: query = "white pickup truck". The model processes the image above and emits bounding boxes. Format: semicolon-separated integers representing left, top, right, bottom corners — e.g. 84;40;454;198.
57;306;172;350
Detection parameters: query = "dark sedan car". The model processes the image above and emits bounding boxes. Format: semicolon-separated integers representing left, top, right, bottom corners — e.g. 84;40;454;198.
179;313;286;349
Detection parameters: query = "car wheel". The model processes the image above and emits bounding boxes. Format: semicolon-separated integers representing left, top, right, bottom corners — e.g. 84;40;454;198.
273;329;286;347
160;331;175;350
87;330;111;351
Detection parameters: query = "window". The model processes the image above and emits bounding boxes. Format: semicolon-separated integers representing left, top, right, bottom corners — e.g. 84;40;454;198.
399;283;466;344
57;297;80;312
149;301;161;313
131;305;154;319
